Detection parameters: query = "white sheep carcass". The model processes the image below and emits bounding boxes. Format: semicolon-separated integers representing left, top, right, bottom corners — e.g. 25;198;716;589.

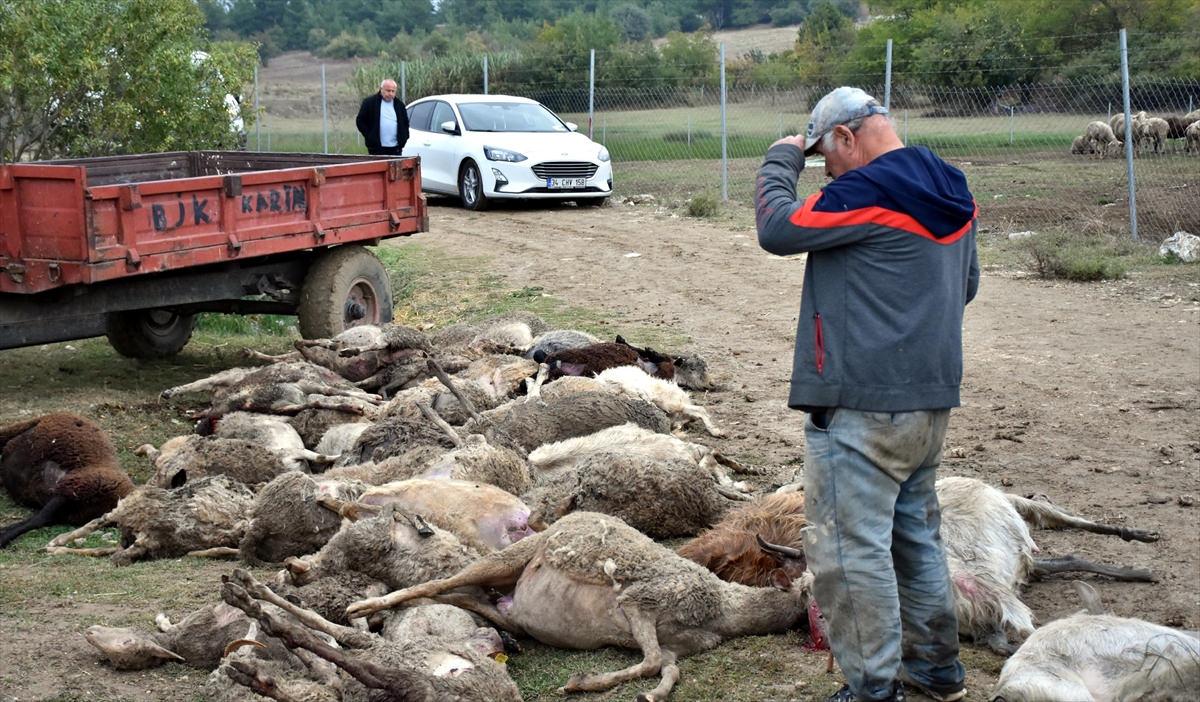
991;582;1200;701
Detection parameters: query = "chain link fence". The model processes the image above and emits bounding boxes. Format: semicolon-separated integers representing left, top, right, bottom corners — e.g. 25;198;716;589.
250;31;1199;240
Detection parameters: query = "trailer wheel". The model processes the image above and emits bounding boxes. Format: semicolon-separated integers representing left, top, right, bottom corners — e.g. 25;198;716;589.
106;310;197;359
298;246;393;339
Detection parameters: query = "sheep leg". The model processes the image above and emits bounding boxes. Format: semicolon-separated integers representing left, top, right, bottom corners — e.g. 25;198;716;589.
110;543;149;566
316;495;380;521
526;363;550;398
221;580;404;692
427;592;528;636
636;649;680;702
560;605;663;693
186;546;240;559
160;368;254;400
292;380;380;403
274;396;375;417
426;359;485;423
417;401;465;447
684;404;724;437
1006;494;1160;542
1032;555;1156;582
715;484;753;502
225;569;373;648
288;448;336;466
982;629;1018;657
44;513;111;550
242;348;300;363
0;496;68;548
224;660;301;702
46;545;120;557
346;530;544;619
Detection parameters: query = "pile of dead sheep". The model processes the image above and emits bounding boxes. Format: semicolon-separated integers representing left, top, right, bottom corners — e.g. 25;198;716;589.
1071;109;1200;157
3;312;1195;701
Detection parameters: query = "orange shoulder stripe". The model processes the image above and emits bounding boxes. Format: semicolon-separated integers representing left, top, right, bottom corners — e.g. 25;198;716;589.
789;195;978;245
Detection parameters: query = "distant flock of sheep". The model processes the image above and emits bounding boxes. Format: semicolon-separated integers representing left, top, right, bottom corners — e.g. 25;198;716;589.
1071;108;1200;157
2;311;1198;701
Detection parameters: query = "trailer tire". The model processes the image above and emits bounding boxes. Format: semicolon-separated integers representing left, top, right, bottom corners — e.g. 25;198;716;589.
298;246;393;339
106;310;197;359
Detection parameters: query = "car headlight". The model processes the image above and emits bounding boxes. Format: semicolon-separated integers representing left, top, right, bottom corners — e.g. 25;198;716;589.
484;146;527;162
598;146;610;162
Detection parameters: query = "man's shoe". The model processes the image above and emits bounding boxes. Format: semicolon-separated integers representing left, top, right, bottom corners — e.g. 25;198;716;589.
898;670;965;702
826;682;907;702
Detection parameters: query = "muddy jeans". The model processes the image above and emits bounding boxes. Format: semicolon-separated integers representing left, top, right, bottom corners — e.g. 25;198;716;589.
802;408;964;701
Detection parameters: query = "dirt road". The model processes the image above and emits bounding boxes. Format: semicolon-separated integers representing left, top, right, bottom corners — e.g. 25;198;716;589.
416;200;1200;632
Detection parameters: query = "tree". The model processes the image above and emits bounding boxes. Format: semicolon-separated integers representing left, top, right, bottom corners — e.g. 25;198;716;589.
0;0;258;162
611;4;653;41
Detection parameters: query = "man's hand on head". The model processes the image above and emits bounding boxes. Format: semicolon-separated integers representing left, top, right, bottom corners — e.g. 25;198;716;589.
771;135;806;150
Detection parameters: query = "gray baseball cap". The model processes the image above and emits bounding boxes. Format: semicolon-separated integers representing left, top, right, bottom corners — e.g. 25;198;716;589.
803;87;889;156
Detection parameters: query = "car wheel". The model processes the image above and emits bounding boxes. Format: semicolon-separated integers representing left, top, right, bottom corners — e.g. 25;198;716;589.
579;197;608;208
458;160;489;211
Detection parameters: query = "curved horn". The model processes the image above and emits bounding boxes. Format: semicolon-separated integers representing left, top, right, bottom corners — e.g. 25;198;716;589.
756;534;805;560
223;638;268;657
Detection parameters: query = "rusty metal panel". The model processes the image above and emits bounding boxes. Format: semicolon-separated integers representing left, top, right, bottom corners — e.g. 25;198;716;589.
2;164;88;261
0;152;425;295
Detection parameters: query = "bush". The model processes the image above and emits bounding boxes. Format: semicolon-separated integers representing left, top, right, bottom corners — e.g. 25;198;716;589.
1020;232;1127;281
320;31;379;59
686;194;720;218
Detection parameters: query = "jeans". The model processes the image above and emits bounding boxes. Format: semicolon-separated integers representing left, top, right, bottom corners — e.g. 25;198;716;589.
802;408;964;701
368;145;403;156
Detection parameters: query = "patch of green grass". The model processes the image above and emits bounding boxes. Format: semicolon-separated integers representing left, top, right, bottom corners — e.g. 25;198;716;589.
686;193;721;218
1016;230;1135;281
195;313;296;336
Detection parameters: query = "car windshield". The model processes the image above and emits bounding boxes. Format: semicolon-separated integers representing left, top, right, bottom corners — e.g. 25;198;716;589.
457;101;568;133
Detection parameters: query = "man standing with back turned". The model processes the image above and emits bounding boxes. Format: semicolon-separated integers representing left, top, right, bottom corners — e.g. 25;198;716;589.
356;78;409;156
755;87;979;702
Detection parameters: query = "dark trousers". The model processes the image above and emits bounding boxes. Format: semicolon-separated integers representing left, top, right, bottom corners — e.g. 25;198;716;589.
368;145;403;156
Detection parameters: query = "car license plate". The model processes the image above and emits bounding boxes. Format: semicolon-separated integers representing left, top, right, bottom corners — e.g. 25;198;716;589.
547;177;587;189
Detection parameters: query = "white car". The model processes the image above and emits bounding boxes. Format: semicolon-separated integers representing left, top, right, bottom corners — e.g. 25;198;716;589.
402;94;613;210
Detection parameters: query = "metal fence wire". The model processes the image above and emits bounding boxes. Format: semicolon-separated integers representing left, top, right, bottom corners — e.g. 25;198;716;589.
253;30;1199;241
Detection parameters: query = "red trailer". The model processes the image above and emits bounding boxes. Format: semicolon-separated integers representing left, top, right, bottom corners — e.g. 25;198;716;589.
0;151;426;357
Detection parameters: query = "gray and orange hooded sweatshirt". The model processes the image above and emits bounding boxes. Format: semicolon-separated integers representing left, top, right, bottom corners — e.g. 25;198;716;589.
755;143;979;413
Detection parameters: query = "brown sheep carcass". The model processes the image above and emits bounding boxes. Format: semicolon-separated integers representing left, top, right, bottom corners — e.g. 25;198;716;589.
0;413;133;548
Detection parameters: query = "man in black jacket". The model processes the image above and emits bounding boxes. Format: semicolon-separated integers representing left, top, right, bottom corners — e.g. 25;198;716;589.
356;79;409;156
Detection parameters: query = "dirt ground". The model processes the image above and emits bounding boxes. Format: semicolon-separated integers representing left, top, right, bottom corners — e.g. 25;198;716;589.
1;200;1197;701
421;198;1200;609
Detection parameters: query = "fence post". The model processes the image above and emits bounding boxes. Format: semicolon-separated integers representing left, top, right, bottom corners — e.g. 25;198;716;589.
1119;28;1138;241
588;49;595;139
400;61;407;103
884;38;893;110
253;64;260;151
483;55;489;95
321;64;328;154
999;103;1014;145
720;42;728;202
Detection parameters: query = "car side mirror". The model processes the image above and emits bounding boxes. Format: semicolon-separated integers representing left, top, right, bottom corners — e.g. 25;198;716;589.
441;120;459;135
565;121;578;132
